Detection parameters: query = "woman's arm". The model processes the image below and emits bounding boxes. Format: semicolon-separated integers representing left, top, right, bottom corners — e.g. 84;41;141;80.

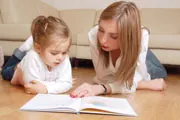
70;83;112;98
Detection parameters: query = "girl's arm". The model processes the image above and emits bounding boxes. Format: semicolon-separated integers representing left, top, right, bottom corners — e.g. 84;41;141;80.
11;50;48;94
40;56;72;94
22;52;72;94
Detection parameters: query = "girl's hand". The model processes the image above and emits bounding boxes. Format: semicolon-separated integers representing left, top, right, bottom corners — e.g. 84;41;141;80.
24;80;48;94
70;83;104;98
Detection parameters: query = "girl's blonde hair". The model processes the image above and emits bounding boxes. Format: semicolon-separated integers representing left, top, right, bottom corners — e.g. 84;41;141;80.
98;1;141;88
31;16;71;49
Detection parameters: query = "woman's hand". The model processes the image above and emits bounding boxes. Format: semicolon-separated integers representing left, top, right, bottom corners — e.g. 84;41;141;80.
24;80;48;94
70;83;105;98
72;77;77;88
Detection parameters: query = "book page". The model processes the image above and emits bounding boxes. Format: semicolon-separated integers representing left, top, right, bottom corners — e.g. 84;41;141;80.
80;96;137;116
20;94;81;112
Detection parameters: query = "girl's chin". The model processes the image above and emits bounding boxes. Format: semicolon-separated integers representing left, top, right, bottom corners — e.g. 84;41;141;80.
52;63;60;67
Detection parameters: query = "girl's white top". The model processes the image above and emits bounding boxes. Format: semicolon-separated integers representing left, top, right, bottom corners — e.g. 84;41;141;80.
15;36;72;94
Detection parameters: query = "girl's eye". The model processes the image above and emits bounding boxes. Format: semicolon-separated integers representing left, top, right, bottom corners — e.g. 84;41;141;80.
51;52;58;55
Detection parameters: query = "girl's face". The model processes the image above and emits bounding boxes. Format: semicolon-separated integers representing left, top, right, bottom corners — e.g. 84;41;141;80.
98;19;119;52
38;39;69;70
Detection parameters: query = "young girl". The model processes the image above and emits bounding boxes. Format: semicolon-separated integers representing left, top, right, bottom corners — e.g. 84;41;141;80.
11;16;72;94
71;1;167;97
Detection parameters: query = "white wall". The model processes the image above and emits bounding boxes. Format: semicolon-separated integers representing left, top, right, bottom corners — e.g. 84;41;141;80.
41;0;180;10
41;0;115;10
129;0;180;8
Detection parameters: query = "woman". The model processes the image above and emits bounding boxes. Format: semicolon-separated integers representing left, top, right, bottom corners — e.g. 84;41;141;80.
70;1;167;98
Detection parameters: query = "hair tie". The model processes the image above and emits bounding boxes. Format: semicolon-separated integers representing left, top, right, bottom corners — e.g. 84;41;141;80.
44;23;48;32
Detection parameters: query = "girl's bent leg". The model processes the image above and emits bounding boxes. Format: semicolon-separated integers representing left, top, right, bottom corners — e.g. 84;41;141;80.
1;48;26;81
11;67;24;85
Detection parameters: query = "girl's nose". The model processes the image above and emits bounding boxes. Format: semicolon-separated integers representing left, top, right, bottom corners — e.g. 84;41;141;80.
57;54;63;61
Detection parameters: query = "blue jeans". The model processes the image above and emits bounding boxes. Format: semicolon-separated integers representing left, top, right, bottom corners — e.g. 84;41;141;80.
1;48;26;81
146;49;167;80
1;48;167;81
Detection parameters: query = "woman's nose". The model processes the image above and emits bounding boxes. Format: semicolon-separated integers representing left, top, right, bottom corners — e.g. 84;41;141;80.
101;35;108;44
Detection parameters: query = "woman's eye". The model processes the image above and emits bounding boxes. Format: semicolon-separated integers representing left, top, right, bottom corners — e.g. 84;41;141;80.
111;36;118;39
98;29;104;33
62;52;66;55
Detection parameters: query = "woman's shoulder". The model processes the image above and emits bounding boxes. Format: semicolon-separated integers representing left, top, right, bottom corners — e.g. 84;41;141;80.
142;27;150;36
141;27;150;41
141;27;150;48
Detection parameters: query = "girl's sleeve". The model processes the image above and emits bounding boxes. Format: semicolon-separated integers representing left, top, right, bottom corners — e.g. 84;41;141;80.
41;56;72;94
109;29;150;94
19;51;41;84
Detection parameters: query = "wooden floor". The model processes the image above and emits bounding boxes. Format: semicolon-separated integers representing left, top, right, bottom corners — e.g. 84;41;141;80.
0;68;180;120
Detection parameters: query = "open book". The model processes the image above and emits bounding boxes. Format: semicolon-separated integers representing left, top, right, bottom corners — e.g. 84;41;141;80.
20;94;137;116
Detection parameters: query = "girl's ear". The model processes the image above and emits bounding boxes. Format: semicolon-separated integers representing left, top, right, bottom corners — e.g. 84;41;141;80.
34;43;41;53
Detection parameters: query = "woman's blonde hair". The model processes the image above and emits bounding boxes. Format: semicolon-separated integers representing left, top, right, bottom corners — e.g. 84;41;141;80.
31;16;71;49
98;1;141;88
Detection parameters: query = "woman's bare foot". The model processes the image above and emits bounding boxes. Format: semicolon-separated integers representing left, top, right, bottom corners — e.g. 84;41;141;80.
149;78;167;91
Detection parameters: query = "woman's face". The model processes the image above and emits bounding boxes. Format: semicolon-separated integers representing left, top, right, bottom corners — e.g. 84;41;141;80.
98;19;119;52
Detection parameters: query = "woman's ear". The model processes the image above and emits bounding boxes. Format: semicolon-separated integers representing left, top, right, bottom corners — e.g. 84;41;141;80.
34;43;41;53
